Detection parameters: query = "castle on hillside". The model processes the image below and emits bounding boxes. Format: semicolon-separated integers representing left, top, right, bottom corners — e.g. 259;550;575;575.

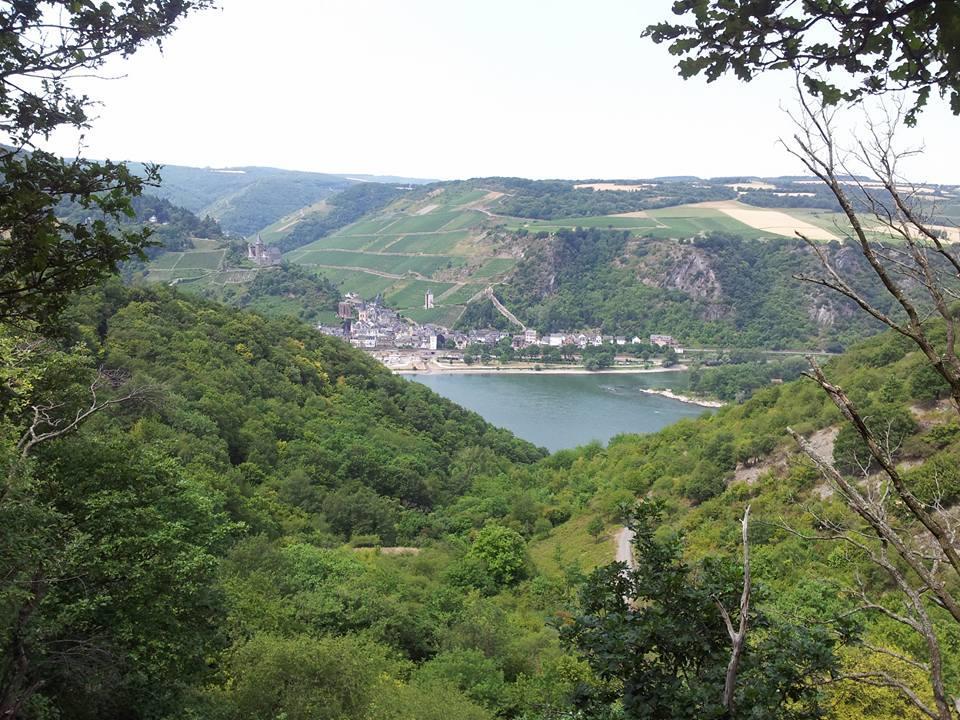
424;289;434;309
247;235;282;266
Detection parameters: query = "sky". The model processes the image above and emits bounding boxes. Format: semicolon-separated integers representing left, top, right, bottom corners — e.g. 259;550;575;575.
42;0;960;182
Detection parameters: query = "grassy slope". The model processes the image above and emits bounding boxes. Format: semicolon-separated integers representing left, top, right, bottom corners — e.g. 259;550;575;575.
146;175;956;343
284;183;517;324
282;179;858;329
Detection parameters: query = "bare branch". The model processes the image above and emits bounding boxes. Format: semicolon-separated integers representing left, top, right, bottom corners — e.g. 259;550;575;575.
14;369;157;458
712;505;751;713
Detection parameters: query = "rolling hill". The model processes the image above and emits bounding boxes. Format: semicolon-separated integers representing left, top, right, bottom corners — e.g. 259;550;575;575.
275;176;959;346
138;171;960;349
126;162;432;236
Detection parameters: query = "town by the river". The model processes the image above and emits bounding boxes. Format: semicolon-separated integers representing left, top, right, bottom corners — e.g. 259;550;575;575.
408;371;712;452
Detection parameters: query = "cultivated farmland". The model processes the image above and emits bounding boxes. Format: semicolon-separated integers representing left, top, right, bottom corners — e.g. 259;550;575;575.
280;177;908;329
283;185;516;324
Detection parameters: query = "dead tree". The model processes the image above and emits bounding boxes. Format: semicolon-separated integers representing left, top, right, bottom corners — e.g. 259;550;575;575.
14;367;154;459
713;505;751;714
783;92;960;719
786;92;960;413
2;360;155;716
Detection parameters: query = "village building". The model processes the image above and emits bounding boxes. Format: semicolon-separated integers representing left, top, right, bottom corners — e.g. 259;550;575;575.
247;234;282;266
650;334;680;348
325;290;689;368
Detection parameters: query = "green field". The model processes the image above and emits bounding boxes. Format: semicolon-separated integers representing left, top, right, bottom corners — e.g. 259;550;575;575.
289;232;383;253
438;283;485;305
402;305;466;327
311;268;398;299
444;188;489;207
937;201;960;222
645;207;762;237
385;280;457;309
294;249;461;277
150;252;182;269
171;249;226;270
359;234;409;252
145;249;227;285
339;216;400;236
438;210;485;231
505;215;661;232
385;230;470;254
472;257;517;279
190;238;223;251
384;210;469;234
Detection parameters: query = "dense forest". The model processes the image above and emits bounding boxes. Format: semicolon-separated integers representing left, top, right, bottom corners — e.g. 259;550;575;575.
7;281;960;719
126;163;355;236
2;284;565;718
465;228;908;349
203;263;342;322
489;178;737;219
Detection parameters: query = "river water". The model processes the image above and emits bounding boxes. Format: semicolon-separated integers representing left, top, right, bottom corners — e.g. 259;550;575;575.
408;371;711;452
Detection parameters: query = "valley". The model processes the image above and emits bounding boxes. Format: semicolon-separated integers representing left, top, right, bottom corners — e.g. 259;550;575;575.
139;172;960;355
8;3;960;720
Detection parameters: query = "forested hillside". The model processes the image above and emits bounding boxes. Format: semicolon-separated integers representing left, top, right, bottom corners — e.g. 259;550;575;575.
479;228;902;349
533;321;960;719
4;284;586;718
124;163;356;235
8;282;960;719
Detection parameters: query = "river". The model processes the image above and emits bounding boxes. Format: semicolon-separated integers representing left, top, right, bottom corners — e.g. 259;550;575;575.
408;371;712;452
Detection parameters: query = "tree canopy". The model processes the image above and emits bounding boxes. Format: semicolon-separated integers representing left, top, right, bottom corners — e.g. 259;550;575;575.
0;0;214;326
645;1;960;124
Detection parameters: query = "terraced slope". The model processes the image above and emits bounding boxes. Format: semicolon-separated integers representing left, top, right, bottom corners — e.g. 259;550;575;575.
280;177;897;330
285;184;518;326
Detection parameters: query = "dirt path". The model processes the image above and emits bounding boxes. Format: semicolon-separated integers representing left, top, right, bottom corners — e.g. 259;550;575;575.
299;264;404;279
341;228;475;238
484;287;525;329
436;283;465;301
299;265;435;282
319;247;451;258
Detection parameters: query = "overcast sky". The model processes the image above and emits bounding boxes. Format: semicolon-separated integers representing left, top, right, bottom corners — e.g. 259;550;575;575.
42;0;960;182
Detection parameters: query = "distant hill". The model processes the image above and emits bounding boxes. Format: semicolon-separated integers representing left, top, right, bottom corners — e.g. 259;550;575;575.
134;170;960;349
340;173;438;184
125;163;354;236
124;163;434;237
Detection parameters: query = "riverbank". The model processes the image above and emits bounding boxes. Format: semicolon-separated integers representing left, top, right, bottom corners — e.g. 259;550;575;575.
393;361;689;376
638;387;725;408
